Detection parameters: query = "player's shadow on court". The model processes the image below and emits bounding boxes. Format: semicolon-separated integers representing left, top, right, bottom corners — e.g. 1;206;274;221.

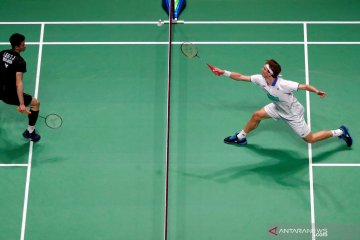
202;144;310;188
0;127;66;166
0;141;29;164
183;144;349;188
0;124;29;164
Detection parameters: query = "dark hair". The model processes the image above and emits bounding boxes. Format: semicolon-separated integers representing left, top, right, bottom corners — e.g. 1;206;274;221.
9;33;25;49
266;59;281;78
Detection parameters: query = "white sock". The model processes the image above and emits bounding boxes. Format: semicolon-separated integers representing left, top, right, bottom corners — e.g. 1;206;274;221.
331;129;343;137
237;130;247;140
27;125;35;133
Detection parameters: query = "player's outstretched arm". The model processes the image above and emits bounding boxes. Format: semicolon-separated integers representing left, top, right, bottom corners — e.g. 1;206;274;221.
211;67;251;82
298;84;326;98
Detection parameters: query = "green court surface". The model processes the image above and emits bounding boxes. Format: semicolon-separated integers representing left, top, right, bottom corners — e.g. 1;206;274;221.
1;1;360;240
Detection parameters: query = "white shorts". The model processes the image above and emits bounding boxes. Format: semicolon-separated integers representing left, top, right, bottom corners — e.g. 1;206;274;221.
264;103;310;138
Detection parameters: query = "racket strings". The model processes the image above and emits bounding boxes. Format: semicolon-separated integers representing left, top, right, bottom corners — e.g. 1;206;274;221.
181;43;198;58
44;114;62;129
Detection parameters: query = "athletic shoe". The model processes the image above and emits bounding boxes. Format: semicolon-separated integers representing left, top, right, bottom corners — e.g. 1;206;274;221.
339;125;352;147
23;129;41;142
224;132;247;145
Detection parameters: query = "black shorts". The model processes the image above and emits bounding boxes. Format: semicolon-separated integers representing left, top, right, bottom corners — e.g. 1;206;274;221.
1;92;33;106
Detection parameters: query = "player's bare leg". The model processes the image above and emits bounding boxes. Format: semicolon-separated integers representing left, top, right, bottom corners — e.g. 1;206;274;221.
224;108;270;145
304;125;353;147
23;97;41;142
243;108;271;134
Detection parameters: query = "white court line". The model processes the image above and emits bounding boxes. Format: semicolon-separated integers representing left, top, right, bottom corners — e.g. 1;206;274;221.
180;41;360;45
20;142;34;240
0;42;306;45
20;23;45;240
308;42;360;45
0;42;170;45
184;21;360;24
303;23;317;240
42;42;170;45
0;164;29;167
0;21;159;25
1;21;360;25
1;41;360;46
313;164;360;167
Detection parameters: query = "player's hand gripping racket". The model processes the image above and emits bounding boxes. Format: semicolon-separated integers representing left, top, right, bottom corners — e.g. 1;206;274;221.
180;42;221;76
17;107;63;129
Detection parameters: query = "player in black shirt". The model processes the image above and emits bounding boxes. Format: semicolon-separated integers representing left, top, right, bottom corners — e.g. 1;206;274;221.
0;33;41;142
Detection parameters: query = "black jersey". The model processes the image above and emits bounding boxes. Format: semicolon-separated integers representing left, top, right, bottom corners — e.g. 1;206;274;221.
0;49;27;94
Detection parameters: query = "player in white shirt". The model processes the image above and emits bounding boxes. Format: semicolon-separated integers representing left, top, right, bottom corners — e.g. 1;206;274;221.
211;59;352;147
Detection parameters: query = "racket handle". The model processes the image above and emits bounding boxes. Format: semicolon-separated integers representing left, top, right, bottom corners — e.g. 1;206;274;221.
17;107;31;115
207;64;222;76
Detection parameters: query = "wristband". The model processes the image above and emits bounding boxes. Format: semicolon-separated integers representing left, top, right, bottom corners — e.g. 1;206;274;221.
223;71;231;77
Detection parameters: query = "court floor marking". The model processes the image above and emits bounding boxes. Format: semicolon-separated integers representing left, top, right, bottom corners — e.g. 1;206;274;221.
0;21;159;25
2;42;360;46
6;163;359;167
303;22;317;240
19;23;45;240
185;21;360;24
313;163;360;167
0;164;29;167
1;21;360;24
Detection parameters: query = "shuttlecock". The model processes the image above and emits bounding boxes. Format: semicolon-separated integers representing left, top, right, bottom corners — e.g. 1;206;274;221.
157;19;163;27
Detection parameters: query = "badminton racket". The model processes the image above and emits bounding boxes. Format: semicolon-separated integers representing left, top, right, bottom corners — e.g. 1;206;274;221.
180;42;221;76
17;107;63;129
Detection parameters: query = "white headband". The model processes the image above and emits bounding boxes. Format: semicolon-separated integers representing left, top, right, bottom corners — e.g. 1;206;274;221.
265;64;274;75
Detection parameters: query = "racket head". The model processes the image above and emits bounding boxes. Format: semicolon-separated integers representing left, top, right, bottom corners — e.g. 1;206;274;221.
181;42;198;58
44;114;63;129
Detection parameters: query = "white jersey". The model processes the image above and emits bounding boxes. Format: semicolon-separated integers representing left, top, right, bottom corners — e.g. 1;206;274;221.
251;74;304;120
